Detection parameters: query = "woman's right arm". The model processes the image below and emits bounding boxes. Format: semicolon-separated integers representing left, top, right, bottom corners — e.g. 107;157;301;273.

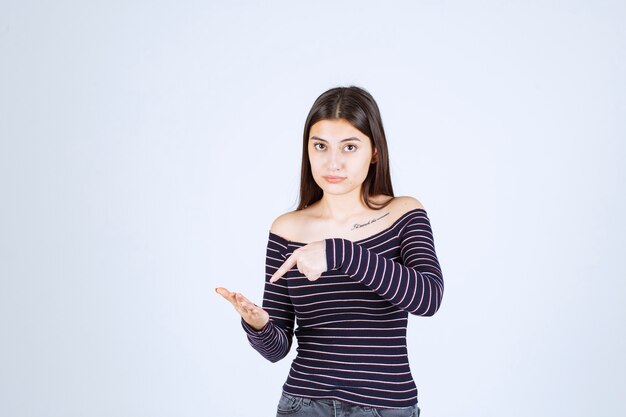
239;233;295;363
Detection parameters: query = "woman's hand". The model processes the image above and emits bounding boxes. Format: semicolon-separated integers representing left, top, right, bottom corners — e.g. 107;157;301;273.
215;287;269;331
270;240;327;283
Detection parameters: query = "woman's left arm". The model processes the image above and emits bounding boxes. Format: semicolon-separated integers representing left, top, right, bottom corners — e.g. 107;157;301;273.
326;210;444;316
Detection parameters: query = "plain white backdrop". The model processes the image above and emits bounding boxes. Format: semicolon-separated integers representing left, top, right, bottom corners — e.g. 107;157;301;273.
1;1;625;416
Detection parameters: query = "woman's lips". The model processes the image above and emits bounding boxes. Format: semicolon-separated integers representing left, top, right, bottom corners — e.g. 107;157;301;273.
323;176;346;183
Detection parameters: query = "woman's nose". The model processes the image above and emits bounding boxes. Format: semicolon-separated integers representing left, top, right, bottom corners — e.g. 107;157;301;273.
328;152;342;171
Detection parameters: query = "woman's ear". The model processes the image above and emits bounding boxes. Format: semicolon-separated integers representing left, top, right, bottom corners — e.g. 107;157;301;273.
371;149;378;164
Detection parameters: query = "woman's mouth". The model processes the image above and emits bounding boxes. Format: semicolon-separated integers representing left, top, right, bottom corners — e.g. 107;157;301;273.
323;176;346;183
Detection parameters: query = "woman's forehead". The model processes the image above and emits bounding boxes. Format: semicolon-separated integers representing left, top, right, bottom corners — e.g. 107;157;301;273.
309;119;368;141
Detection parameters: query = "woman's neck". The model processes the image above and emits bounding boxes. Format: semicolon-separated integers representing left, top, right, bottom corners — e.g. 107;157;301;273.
316;190;369;222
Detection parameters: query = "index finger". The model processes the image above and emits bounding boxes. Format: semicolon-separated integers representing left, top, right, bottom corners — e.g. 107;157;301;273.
269;252;298;283
215;287;237;306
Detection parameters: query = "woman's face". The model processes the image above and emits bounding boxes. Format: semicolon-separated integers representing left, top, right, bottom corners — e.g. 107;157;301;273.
308;118;376;198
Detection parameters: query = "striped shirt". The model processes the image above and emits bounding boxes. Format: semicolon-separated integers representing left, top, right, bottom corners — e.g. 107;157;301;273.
241;208;444;408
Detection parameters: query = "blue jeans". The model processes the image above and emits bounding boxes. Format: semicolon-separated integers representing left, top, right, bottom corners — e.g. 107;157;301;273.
276;392;420;417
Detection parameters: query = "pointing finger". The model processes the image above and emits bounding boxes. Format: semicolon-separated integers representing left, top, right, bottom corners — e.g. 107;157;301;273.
270;251;298;283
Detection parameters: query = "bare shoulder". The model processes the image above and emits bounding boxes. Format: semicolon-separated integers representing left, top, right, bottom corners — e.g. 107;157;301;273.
390;196;425;213
270;209;312;239
270;211;297;236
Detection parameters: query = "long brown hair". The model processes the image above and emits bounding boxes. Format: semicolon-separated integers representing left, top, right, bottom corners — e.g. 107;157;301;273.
297;86;394;210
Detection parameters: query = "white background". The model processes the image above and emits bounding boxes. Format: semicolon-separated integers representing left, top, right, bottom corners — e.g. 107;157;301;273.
1;1;625;416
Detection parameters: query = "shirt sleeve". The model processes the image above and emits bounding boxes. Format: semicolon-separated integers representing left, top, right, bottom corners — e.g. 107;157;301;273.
324;210;444;316
240;233;295;363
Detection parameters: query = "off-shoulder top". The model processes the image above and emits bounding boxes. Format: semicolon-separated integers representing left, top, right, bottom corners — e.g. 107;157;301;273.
241;208;444;408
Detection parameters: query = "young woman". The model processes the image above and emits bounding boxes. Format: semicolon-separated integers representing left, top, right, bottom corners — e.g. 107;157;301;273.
216;86;443;417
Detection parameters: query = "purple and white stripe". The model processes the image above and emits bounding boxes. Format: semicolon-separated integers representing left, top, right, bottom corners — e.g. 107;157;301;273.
241;208;443;408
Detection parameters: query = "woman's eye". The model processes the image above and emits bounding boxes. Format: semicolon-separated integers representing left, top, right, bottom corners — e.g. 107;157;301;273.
313;143;326;151
344;144;357;152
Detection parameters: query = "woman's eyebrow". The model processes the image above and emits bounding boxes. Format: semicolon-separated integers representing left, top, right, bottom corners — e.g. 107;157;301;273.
310;136;362;142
